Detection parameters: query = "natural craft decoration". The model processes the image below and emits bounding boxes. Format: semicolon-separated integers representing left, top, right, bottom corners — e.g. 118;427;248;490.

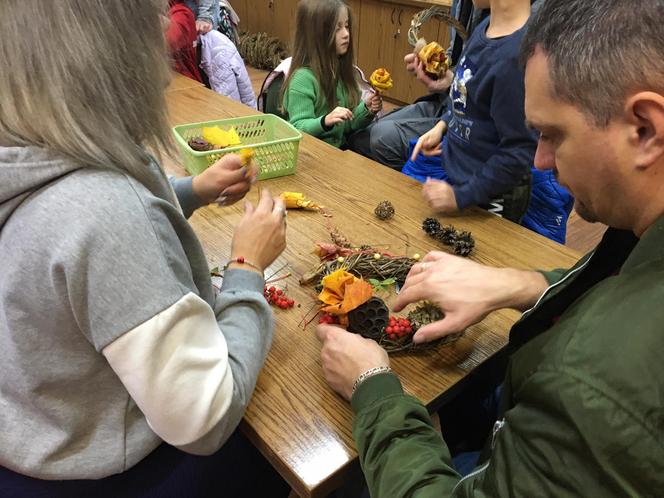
408;6;468;48
369;68;393;94
422;218;475;256
374;200;395;221
416;40;450;79
303;227;457;353
280;191;323;211
237;31;289;71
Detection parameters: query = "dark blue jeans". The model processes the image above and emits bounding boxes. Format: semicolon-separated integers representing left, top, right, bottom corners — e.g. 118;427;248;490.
0;431;289;498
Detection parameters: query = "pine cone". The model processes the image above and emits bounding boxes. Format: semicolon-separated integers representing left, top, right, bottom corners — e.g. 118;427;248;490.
407;301;463;345
422;217;441;235
374;200;395;220
453;231;475;256
438;224;457;245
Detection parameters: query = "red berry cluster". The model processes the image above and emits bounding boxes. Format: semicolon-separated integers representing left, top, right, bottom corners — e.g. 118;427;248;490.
318;313;340;324
263;285;295;309
385;316;413;341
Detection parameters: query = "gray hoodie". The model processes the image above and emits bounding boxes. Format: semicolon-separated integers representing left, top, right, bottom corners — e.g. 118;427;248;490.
0;146;273;479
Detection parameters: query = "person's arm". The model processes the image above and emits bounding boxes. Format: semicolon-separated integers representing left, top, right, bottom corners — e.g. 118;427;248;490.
283;71;328;137
353;374;461;497
102;269;272;455
393;251;549;343
348;99;373;132
196;0;215;24
452;57;537;209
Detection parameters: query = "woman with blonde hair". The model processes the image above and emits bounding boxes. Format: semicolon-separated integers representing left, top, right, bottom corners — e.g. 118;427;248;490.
0;0;288;495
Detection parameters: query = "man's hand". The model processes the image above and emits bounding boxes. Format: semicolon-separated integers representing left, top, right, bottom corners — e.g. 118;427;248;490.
196;20;213;34
394;252;550;344
317;325;389;401
422;178;458;213
191;153;255;206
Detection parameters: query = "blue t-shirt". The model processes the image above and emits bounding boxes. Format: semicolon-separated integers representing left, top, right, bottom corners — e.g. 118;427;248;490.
409;17;537;209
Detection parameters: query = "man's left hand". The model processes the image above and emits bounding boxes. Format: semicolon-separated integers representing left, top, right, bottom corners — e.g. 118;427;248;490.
316;324;389;401
423;178;459;213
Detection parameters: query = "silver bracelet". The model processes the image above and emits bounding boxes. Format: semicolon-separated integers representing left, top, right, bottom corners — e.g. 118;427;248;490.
352;366;392;395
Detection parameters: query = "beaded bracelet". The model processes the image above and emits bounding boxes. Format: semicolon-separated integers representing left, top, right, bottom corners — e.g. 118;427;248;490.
352;366;393;395
222;257;263;274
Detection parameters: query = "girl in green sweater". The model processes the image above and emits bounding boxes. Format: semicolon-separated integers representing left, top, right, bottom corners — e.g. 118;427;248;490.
281;0;382;148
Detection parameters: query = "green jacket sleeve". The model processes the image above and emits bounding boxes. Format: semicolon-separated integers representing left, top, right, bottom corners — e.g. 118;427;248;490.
352;373;461;497
282;70;326;137
537;268;567;285
348;100;374;133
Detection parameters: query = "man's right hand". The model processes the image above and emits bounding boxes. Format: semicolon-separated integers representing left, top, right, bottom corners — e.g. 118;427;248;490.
394;252;549;344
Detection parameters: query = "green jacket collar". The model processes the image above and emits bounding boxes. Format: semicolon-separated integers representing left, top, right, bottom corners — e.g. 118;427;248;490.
621;213;664;273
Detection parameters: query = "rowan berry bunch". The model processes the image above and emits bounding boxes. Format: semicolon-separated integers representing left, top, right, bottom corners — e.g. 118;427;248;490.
318;313;340;325
384;316;413;341
263;285;295;309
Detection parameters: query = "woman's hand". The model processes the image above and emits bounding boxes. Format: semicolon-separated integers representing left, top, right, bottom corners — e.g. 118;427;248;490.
317;324;389;401
364;92;383;114
422;178;458;213
410;120;447;161
325;107;353;127
230;188;287;273
191;153;256;206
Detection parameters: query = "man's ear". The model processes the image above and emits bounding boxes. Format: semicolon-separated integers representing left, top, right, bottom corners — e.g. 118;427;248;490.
625;91;664;170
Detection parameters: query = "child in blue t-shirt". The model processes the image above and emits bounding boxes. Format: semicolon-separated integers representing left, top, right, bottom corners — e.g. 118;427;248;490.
405;0;536;214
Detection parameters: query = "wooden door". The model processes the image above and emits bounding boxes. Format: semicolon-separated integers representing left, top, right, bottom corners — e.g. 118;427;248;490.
355;0;398;92
395;5;451;103
273;0;299;48
245;0;276;36
233;0;249;33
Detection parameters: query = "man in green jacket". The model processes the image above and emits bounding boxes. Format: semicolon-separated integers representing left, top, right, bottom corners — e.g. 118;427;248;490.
316;0;664;495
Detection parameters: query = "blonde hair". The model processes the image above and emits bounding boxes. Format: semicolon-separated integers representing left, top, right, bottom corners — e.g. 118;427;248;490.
0;0;172;184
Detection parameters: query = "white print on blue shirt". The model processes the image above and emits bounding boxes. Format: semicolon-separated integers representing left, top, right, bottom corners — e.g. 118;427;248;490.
449;55;477;144
451;55;476;115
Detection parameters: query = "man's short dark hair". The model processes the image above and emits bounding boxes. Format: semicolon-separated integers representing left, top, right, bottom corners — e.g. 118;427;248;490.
521;0;664;126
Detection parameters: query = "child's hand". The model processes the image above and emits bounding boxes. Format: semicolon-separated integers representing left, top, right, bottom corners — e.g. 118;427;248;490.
364;92;383;114
196;20;213;34
411;121;447;161
325;107;353;127
191;153;255;206
422;178;459;213
414;60;454;94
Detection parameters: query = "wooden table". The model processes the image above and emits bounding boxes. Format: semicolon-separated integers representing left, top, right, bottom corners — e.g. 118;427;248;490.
164;85;580;497
166;72;205;93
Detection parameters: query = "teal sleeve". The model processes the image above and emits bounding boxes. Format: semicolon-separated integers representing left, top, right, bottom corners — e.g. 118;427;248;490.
351;373;461;497
282;72;326;137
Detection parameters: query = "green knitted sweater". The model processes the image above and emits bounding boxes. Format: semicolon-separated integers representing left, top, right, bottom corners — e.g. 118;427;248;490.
282;68;374;148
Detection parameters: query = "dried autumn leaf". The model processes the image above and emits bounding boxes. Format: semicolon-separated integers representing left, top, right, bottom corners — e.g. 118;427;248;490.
318;269;373;315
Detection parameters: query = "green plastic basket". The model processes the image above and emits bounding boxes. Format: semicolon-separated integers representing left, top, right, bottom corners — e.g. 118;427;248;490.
172;114;302;180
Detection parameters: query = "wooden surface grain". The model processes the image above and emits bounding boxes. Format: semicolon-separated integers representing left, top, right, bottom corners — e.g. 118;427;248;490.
164;86;580;497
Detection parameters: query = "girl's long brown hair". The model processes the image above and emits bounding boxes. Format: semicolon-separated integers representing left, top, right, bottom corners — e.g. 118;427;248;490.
281;0;360;114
